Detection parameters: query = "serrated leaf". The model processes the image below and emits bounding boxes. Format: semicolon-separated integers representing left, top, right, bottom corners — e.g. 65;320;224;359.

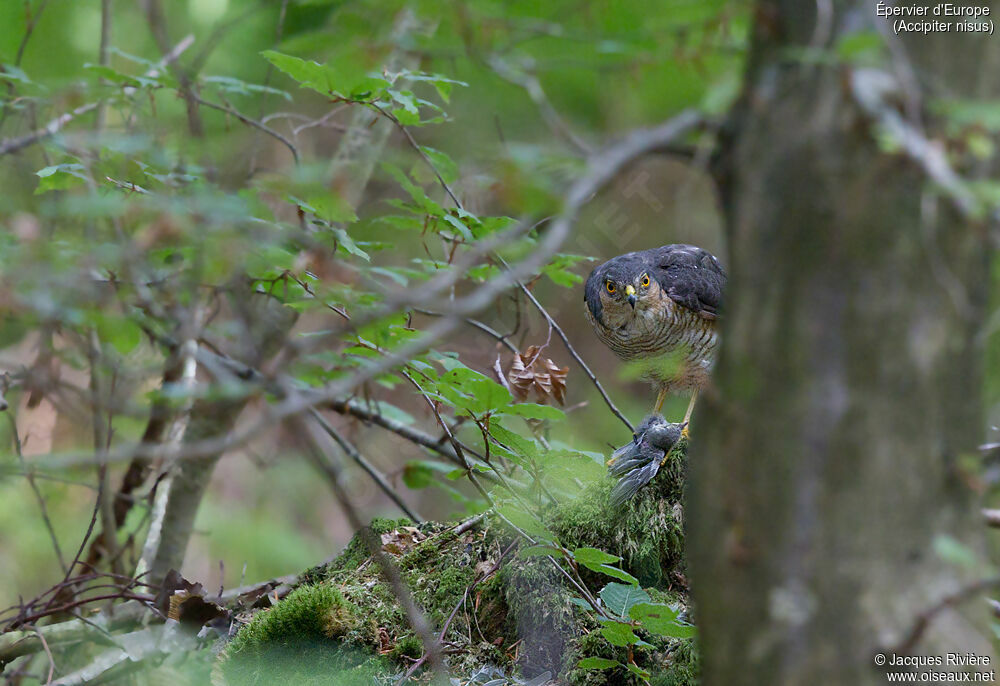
573;547;620;565
629;602;695;638
599;620;640;646
599;582;649;617
389;89;419;114
518;544;562;559
586;564;639;587
495;503;552;541
501;403;565;420
308;193;357;223
577;657;619;670
435;365;512;416
394;107;422;126
332;228;370;261
624;662;652;680
35;163;88;194
441;213;473;241
419;146;458;185
261;50;341;95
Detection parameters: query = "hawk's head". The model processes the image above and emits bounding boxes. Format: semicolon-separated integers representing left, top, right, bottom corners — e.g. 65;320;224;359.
584;252;660;329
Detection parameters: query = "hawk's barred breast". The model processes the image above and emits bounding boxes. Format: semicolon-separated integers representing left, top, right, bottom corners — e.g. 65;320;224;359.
583;243;726;396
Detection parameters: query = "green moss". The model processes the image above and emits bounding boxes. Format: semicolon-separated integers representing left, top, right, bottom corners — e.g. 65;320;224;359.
390;634;423;660
215;442;698;685
650;639;700;686
328;517;412;571
217;583;380;685
545;443;687;588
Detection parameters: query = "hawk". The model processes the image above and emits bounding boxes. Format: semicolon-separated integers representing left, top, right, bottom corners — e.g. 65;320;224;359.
584;243;726;427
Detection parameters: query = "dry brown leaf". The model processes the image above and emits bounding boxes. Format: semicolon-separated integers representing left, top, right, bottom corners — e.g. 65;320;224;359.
380;527;426;555
507;345;569;406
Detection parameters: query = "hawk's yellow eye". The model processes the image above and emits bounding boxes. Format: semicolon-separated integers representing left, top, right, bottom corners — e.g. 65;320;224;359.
641;274;650;288
606;281;616;294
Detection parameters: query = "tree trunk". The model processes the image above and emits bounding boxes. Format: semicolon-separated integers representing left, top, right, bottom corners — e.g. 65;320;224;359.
688;2;998;683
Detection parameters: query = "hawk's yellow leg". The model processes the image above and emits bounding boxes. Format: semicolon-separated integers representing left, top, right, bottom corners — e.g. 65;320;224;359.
681;389;698;438
652;387;668;414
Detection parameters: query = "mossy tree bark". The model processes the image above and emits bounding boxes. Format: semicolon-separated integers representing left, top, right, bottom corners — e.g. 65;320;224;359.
688;2;998;684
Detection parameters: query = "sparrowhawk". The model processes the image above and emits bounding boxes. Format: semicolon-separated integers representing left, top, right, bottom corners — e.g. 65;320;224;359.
584;243;726;425
584;244;725;501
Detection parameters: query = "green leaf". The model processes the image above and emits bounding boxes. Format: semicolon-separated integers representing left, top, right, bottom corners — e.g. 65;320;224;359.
419;146;458;185
599;582;650;617
577;657;619;670
587;564;639;587
261;50;349;96
501;403;565;420
435;365;512;416
629;602;696;639
599;620;640;646
35;163;88;194
392;108;421;126
308;193;357;223
542;253;595;287
94;313;143;355
495;503;552;541
389;89;419;114
573;547;620;566
624;662;652;680
488;420;541;465
933;535;981;571
518;544;562;559
382;163;439;214
403;461;451;489
441;213;473;241
332;228;370;261
202;75;291;101
370;401;414;426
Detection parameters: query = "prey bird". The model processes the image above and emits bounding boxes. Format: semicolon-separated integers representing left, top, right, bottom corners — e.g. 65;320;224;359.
607;415;685;507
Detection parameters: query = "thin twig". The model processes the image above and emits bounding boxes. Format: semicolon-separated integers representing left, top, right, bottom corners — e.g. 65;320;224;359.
892;575;1000;654
34;627;55;685
15;0;53;66
413;309;519;354
140;0;203;136
308;408;422;522
502;259;633;432
0;34;193;157
487;55;593;155
7;414;67;573
191;93;299;164
295;418;448;685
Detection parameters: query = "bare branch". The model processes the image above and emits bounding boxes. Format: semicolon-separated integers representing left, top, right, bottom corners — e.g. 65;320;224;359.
487;55;593;155
892;575;1000;654
0;34;194;158
308;408;423;523
190;93;299;165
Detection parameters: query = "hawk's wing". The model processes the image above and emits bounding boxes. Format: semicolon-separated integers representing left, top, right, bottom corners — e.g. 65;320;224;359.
651;244;726;319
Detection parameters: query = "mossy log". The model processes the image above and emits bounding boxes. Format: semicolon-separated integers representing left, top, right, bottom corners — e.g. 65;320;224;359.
213;443;697;686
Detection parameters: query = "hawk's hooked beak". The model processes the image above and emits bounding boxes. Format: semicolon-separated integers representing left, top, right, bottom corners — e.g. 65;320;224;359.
625;284;637;308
